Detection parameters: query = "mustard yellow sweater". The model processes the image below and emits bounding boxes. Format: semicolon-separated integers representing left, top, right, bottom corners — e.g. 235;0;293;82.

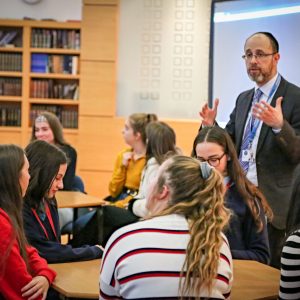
108;148;146;208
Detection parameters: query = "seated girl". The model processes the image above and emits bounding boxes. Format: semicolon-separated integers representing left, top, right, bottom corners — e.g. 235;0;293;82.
31;111;85;229
129;121;179;217
279;172;300;300
107;113;157;208
22;140;102;263
0;144;56;300
192;126;272;263
31;111;83;192
99;121;179;245
100;155;232;299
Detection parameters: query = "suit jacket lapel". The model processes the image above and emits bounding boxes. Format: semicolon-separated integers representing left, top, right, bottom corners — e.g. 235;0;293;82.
236;90;254;151
256;77;287;154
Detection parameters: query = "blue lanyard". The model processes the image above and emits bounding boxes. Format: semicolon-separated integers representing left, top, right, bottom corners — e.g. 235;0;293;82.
248;74;281;144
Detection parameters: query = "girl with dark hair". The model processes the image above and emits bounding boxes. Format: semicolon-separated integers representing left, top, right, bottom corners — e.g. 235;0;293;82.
129;121;179;217
192;126;272;263
31;111;83;192
22;140;102;263
0;144;56;300
107;113;157;208
31;111;85;229
100;156;232;298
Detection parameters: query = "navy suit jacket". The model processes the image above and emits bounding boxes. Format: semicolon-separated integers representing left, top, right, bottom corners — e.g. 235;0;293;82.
225;77;300;229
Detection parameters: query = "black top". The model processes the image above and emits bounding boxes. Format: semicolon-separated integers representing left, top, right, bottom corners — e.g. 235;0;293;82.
59;144;77;191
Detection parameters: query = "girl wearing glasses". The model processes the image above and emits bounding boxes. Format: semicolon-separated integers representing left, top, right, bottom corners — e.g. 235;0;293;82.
192;126;272;264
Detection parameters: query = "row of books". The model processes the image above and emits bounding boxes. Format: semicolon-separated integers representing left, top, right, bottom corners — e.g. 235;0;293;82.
0;53;22;71
30;79;79;100
31;29;80;49
30;105;78;128
0;78;22;96
0;29;22;47
0;104;21;126
31;54;79;74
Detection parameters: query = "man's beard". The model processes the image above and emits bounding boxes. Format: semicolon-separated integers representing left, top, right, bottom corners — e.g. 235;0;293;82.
248;72;265;84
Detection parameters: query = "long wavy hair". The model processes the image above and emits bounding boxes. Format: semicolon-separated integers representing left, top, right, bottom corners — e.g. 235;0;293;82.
31;111;67;146
151;155;230;296
24;140;67;209
192;126;273;230
145;121;178;164
0;144;29;273
129;113;158;144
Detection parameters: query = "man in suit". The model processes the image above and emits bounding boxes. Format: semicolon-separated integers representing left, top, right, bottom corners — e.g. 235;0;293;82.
200;32;300;268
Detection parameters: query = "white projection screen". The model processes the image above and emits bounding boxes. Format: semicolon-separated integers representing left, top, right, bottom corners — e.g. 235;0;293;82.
211;0;300;125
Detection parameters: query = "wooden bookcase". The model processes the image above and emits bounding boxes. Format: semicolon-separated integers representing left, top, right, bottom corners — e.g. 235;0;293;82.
0;3;200;197
0;19;80;146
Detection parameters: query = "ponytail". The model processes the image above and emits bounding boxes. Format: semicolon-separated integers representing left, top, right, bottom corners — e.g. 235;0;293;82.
151;155;231;296
129;113;158;144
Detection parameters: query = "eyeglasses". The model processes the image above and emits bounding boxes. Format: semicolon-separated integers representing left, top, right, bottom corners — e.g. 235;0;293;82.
196;153;226;167
242;52;277;61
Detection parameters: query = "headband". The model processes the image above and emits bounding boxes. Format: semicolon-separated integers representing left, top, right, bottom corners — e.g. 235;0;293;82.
35;115;48;123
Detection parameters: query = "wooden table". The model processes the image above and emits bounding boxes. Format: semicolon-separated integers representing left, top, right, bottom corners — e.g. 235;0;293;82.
56;191;105;209
51;259;100;299
50;259;280;299
232;260;280;300
56;191;105;241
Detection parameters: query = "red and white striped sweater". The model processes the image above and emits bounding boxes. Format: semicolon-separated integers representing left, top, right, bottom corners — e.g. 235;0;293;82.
100;214;233;299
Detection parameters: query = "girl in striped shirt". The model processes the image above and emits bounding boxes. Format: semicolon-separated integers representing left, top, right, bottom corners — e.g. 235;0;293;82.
279;173;300;299
100;155;233;299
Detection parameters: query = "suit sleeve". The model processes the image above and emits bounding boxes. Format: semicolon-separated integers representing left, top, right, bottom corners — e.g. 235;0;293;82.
275;120;300;163
266;81;300;164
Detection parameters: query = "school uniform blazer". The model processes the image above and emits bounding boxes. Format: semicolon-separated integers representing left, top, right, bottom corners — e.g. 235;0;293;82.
225;77;300;229
224;184;270;264
23;200;102;263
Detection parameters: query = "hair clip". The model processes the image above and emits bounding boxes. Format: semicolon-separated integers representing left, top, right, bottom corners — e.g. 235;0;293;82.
35;115;48;123
200;162;213;180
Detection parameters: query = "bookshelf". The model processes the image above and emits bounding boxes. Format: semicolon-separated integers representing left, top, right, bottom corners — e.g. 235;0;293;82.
0;19;80;144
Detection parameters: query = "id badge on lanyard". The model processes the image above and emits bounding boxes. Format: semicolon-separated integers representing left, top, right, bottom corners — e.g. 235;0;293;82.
241;74;281;164
241;143;255;163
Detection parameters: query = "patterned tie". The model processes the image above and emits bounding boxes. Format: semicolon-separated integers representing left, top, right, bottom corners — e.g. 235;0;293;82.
239;88;263;173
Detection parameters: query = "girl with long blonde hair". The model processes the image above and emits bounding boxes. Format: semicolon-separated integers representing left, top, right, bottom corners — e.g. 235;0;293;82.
100;155;232;299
